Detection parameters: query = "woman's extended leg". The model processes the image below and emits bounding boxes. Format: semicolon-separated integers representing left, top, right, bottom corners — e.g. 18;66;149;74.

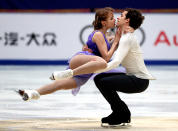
37;78;77;95
18;78;78;101
52;55;107;80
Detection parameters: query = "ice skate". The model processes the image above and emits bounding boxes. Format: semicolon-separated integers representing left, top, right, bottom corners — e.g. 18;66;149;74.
101;111;131;128
101;114;130;128
15;89;40;101
49;69;73;80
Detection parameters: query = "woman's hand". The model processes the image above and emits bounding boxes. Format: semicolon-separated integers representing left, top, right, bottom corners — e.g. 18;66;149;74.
82;44;92;53
115;27;122;39
113;27;122;47
106;32;115;44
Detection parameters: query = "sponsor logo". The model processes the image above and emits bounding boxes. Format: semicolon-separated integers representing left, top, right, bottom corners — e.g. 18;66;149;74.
79;25;145;46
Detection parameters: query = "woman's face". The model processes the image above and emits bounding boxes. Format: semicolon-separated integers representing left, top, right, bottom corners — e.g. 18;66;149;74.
105;12;116;29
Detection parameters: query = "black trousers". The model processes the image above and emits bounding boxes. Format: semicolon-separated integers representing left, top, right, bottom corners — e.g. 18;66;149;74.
94;73;149;113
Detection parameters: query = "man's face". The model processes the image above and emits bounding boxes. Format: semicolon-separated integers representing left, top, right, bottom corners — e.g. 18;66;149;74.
116;11;128;27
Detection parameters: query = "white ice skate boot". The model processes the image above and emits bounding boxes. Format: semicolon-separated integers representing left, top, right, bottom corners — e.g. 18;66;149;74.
49;69;73;80
16;89;40;101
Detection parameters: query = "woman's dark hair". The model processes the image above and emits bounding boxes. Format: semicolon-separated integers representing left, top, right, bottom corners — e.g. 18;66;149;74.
125;8;145;30
92;7;114;30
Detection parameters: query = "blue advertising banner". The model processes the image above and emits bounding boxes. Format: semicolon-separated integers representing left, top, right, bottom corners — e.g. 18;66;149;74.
0;0;178;10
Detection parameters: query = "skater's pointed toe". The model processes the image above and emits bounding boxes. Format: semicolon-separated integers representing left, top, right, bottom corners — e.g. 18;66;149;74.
49;73;55;80
16;89;40;101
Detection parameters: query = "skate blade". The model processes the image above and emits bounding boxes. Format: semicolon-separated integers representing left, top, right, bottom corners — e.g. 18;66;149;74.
101;123;131;128
49;73;55;80
14;90;29;101
14;90;24;97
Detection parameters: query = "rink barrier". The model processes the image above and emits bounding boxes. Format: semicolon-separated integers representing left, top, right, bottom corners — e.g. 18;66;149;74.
0;59;178;65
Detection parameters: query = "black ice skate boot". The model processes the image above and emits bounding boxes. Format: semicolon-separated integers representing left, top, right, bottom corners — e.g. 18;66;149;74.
101;101;131;127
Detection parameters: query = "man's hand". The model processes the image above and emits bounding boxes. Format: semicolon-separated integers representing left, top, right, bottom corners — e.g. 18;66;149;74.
82;44;92;53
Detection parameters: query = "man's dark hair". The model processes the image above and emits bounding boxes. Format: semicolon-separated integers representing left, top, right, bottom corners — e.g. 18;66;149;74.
125;8;145;30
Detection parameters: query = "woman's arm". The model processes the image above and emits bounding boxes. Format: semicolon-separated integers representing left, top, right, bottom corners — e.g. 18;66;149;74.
93;30;121;62
95;35;131;73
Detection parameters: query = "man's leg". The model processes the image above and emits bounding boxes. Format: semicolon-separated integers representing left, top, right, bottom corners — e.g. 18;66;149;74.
94;73;149;125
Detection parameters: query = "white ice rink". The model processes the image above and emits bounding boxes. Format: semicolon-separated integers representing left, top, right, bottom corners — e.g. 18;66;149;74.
0;65;178;120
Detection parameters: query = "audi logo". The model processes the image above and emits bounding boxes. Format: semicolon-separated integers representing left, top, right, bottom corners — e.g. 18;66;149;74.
79;25;145;46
